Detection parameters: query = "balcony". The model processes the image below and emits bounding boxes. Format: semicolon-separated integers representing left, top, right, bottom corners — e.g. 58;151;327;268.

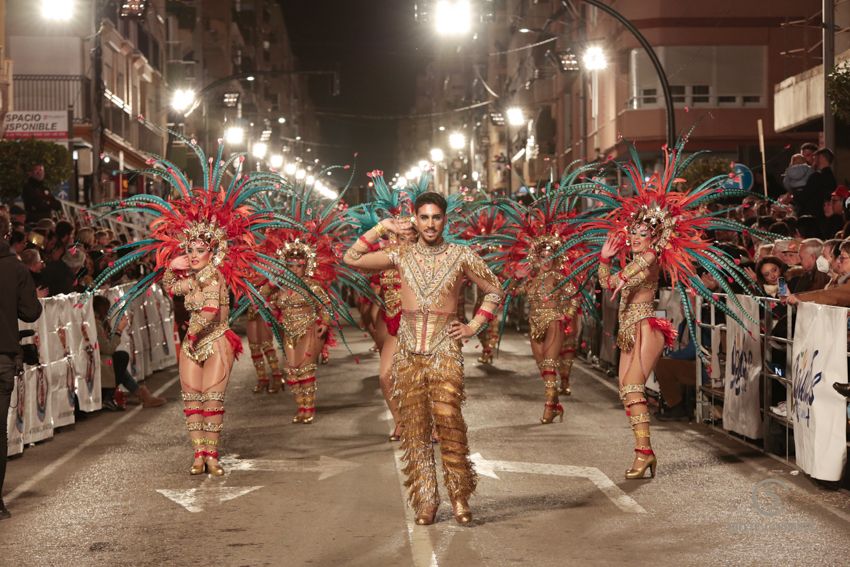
13;75;92;123
103;98;165;155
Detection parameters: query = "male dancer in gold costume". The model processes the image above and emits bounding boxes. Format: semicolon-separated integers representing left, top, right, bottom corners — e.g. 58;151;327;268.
344;192;504;526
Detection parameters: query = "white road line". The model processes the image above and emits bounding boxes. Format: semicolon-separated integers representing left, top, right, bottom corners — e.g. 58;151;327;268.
6;374;180;504
392;451;440;567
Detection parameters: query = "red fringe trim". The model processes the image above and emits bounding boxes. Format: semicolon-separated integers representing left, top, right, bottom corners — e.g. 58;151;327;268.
383;312;401;336
647;318;677;349
224;329;244;359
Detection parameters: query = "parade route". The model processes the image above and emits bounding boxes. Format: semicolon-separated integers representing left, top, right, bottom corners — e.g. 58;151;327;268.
3;329;850;566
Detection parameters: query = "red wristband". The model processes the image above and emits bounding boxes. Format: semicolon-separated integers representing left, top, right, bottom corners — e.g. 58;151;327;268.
599;255;611;265
358;236;371;247
186;333;197;342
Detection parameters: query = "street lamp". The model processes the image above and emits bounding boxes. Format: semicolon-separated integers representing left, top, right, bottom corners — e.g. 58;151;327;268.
170;88;196;113
224;126;245;145
448;131;466;150
434;0;472;36
251;142;268;160
582;46;608;71
41;0;74;21
506;106;525;127
269;154;284;169
295;169;306;180
430;148;445;162
284;162;297;176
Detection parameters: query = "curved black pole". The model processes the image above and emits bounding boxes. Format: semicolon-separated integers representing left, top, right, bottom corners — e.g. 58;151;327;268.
581;0;676;147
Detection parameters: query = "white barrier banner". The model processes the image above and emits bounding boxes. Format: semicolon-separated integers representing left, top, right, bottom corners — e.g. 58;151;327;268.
723;295;763;439
71;300;101;411
7;374;25;456
23;365;53;444
792;302;848;481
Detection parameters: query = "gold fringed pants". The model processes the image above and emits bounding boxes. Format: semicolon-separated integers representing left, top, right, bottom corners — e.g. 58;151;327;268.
393;350;476;513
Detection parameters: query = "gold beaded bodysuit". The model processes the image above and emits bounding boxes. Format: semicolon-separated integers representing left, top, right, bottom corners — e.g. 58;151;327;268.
523;271;580;342
269;278;332;349
386;241;503;515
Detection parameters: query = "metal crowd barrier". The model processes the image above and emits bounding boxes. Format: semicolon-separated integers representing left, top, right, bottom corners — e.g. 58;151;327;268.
7;283;177;457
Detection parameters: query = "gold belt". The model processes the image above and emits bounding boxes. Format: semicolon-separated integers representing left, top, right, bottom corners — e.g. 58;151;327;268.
617;301;655;352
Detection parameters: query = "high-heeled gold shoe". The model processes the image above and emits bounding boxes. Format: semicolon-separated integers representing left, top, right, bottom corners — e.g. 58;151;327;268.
388;425;402;442
267;379;280;394
625;451;657;479
540;401;564;424
190;451;206;475
558;381;572;396
252;379;269;393
451;499;472;525
292;410;303;424
301;409;315;425
414;505;438;526
204;456;226;477
477;350;493;364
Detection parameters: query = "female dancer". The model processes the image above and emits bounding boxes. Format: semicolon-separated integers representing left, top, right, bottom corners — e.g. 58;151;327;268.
597;223;674;479
520;239;580;423
268;241;332;424
554;138;765;479
164;233;243;476
246;305;283;394
90;135;309;476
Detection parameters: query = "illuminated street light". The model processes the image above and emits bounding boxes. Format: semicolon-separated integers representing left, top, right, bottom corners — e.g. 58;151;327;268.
284;162;297;176
434;0;472;36
41;0;74;21
224;126;245;145
295;169;306;180
448;131;466;150
418;159;429;169
277;117;286;124
506;106;525;127
430;148;445;162
306;175;316;185
251;142;268;160
269;154;284;169
582;46;608;71
170;88;196;113
246;75;256;82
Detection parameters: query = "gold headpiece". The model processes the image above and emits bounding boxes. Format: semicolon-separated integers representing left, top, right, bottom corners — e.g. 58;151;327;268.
276;238;317;277
180;220;228;266
527;235;561;267
629;205;675;253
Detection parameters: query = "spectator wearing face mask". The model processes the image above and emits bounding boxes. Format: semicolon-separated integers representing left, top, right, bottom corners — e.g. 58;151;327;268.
788;238;830;293
822;239;843;288
786;241;850;306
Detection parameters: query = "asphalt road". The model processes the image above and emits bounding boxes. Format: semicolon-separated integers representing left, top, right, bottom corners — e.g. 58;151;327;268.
3;328;850;566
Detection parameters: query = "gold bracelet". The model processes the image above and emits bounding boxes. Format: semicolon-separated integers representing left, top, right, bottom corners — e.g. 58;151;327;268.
373;223;387;238
467;318;483;335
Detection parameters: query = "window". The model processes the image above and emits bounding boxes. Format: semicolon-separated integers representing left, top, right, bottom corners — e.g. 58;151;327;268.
629;46;766;109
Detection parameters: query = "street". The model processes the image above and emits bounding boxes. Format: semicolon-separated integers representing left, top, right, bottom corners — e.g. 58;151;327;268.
3;329;850;567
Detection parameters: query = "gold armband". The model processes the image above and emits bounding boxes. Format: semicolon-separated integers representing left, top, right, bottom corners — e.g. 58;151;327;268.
373;223;387;238
483;292;503;305
597;262;611;289
347;248;364;260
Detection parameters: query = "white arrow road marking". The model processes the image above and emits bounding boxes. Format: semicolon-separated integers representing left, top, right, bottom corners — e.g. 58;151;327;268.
470;453;646;514
220;454;360;480
156;486;263;513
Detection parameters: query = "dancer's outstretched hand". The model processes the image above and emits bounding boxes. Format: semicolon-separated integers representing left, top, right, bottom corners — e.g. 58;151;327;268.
601;232;624;260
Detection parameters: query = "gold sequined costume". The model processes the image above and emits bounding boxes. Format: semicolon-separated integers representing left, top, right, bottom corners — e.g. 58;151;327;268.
386;242;504;517
268;278;332;422
164;264;241;475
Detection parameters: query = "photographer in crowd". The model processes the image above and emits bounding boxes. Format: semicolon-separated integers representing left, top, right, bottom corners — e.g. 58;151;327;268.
0;211;43;520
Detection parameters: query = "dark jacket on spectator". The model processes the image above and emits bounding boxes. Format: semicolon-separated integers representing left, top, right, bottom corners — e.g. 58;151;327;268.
794;168;837;224
0;240;42;355
22;177;61;223
789;269;830;294
40;258;74;296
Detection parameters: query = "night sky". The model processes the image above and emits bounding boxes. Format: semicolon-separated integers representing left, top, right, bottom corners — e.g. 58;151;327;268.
278;0;430;175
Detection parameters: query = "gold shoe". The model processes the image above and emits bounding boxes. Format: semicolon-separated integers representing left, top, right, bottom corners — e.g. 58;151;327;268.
190;452;206;475
451;499;472;525
252;379;269;393
292;412;303;424
414;505;438;526
540;402;564;424
625;452;657;479
205;458;226;477
267;380;280;394
559;383;572;396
